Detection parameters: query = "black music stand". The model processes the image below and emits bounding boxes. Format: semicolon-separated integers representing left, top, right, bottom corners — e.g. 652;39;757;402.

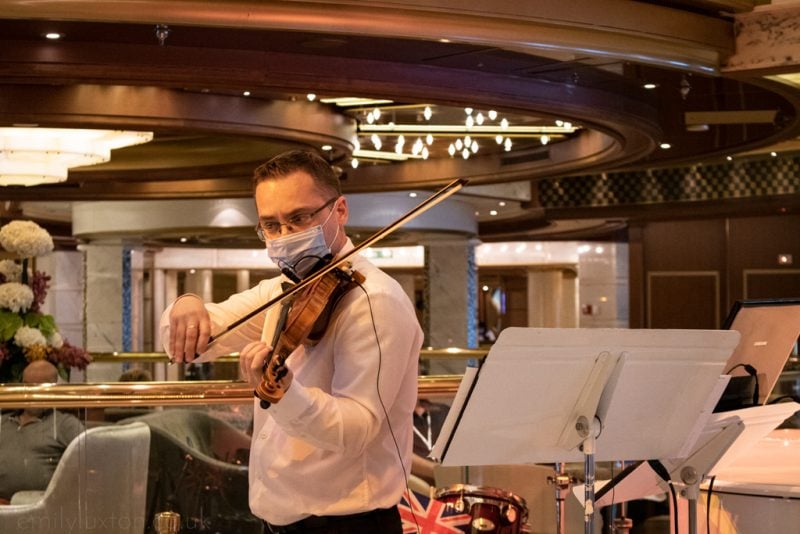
431;327;740;534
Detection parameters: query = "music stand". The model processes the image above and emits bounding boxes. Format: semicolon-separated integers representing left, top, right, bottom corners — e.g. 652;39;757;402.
431;327;740;534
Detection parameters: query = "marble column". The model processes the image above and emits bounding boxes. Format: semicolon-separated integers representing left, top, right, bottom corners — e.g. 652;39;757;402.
236;269;251;293
526;268;578;328
83;241;127;382
423;238;478;375
36;250;85;382
578;243;629;328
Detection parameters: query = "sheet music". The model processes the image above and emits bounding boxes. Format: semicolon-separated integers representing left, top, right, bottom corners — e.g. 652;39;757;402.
430;365;479;462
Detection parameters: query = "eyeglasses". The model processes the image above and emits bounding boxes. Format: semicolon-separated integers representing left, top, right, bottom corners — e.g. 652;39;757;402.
255;197;339;241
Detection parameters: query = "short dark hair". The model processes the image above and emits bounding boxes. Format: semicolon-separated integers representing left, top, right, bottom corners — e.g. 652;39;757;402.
252;150;341;198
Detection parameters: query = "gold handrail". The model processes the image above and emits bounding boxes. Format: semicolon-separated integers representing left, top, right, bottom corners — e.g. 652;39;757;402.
0;375;464;408
89;347;489;363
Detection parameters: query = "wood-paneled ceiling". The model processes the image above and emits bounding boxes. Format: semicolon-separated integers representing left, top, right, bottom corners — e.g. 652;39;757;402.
0;0;799;245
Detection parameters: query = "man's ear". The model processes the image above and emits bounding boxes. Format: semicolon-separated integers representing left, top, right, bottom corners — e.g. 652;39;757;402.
335;196;349;225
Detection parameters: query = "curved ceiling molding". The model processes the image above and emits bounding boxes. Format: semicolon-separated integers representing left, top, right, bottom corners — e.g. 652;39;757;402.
0;0;731;73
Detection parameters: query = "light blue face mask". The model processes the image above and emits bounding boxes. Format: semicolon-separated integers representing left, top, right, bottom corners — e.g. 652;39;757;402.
265;206;339;280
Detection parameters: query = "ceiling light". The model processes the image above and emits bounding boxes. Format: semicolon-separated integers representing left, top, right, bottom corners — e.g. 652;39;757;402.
643;83;657;89
306;93;316;101
409;192;418;198
471;140;479;153
425;133;434;145
498;201;506;207
465;107;473;115
45;32;62;40
0;127;153;186
504;138;512;151
242;91;251;96
180;237;188;243
421;146;429;159
358;124;576;135
455;138;463;150
320;97;393;107
352;149;421;161
726;155;733;161
466;115;475;129
321;144;332;151
495;135;503;144
461;148;469;159
448;143;455;156
350;158;359;169
489;210;498;216
660;142;671;149
488;110;497;120
372;107;381;120
423;106;432;120
771;151;778;157
476;113;485;125
540;135;550;145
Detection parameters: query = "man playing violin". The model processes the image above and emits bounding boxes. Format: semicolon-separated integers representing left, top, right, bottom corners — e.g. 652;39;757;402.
161;149;423;533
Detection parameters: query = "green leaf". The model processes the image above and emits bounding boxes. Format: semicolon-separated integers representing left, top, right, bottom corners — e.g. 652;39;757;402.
23;313;57;338
0;311;23;342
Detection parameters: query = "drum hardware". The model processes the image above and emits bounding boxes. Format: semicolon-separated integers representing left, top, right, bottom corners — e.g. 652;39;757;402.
548;463;578;534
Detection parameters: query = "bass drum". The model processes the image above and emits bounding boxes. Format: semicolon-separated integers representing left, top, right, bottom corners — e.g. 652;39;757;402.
435;484;529;533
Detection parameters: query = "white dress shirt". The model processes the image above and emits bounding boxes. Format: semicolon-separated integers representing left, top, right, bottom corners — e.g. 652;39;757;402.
160;240;422;525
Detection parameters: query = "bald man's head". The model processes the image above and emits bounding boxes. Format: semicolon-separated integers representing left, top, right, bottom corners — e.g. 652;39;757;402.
22;360;59;384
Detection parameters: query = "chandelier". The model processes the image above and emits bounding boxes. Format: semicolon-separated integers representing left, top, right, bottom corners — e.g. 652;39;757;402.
0;127;154;186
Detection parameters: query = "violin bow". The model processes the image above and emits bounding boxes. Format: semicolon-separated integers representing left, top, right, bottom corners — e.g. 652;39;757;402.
205;177;468;347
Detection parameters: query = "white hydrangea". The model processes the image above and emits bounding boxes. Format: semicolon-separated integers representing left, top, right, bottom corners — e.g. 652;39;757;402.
0;220;54;258
13;325;47;348
48;331;64;349
0;259;22;282
0;282;34;313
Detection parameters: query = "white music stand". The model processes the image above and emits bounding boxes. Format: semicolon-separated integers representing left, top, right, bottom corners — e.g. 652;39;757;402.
431;327;740;534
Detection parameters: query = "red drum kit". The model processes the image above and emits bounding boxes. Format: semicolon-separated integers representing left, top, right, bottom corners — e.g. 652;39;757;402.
435;484;530;533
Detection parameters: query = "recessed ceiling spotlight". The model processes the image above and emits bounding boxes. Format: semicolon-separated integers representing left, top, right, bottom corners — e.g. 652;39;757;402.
464;107;473;115
45;32;62;40
179;237;188;243
350;158;359;169
321;145;332;151
242;91;251;96
409;192;418;198
770;151;778;157
423;106;432;120
659;142;671;149
439;38;451;43
489;210;498;216
488;110;498;120
726;155;733;161
498;201;506;207
643;83;658;89
307;93;317;101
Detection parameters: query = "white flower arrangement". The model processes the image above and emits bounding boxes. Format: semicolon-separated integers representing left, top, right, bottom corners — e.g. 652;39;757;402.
48;331;64;349
0;282;34;313
0;219;91;382
0;220;54;258
13;325;47;348
0;259;22;282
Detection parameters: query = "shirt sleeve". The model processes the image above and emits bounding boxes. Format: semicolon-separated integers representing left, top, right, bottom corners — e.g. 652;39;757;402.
269;277;422;456
159;279;282;360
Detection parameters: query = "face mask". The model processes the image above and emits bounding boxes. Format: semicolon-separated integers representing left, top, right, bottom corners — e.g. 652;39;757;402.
265;205;339;280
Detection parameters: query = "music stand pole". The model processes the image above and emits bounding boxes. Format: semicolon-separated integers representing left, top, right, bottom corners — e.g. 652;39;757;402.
578;416;602;534
548;463;576;534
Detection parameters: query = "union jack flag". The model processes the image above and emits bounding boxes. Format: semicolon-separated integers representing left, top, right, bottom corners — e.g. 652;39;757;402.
399;489;471;534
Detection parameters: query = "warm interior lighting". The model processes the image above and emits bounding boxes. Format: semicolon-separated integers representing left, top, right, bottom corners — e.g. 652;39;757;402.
0;127;153;186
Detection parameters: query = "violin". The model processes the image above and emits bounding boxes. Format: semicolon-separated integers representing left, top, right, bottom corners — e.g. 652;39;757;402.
204;177;467;407
255;261;365;406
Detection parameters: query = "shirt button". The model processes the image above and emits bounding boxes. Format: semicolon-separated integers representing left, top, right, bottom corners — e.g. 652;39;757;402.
259;432;268;439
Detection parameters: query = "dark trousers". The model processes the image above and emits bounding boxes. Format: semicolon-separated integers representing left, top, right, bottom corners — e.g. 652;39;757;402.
263;506;402;534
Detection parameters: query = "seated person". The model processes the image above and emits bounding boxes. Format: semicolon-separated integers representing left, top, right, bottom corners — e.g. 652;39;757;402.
410;398;450;486
0;360;84;504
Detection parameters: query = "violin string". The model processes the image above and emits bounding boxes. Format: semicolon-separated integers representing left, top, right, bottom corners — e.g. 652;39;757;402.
355;279;421;534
